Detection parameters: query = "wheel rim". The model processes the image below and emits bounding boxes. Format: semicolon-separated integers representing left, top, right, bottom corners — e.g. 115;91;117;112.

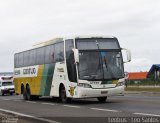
23;89;28;100
61;87;67;102
26;87;31;100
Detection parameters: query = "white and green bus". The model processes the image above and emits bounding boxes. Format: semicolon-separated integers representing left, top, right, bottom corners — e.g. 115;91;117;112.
14;36;131;103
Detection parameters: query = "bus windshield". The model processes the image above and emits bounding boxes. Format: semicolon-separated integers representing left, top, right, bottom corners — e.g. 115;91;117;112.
76;38;124;80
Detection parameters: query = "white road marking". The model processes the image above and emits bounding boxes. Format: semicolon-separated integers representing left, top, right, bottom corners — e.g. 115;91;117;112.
134;113;160;117
91;108;120;112
41;103;56;106
13;100;22;102
0;108;59;123
26;101;36;104
63;105;80;108
2;99;10;101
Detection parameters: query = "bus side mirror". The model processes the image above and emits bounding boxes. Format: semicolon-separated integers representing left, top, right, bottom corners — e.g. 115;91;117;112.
122;48;131;63
72;48;79;63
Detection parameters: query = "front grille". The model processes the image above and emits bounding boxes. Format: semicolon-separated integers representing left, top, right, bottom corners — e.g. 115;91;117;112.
8;88;15;91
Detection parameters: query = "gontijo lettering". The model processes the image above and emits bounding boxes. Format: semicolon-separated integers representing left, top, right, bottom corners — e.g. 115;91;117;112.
23;68;36;75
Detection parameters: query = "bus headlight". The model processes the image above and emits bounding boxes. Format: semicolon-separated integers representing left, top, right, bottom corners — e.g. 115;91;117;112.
78;83;92;88
116;81;125;87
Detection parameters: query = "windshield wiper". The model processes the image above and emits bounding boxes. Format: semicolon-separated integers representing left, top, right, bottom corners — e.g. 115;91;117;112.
96;41;101;70
103;56;116;79
96;40;104;79
103;56;108;69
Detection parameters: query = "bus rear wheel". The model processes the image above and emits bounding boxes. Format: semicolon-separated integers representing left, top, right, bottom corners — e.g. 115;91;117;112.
60;86;71;103
10;93;14;95
97;97;107;102
30;95;39;100
23;86;39;100
23;88;28;100
23;85;32;100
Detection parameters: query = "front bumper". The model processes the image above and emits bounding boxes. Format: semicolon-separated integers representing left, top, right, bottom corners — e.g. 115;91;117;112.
1;89;15;94
76;86;125;98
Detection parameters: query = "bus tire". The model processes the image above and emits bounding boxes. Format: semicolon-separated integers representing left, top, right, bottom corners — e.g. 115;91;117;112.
26;85;32;100
97;97;107;102
23;85;31;100
30;95;39;100
1;92;4;96
60;86;71;103
10;93;13;95
23;88;28;100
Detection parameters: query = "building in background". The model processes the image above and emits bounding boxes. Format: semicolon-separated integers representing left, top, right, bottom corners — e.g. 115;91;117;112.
127;72;148;85
147;64;160;82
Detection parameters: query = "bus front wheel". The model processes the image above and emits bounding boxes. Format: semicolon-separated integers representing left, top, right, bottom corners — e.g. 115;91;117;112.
60;86;71;103
97;97;107;102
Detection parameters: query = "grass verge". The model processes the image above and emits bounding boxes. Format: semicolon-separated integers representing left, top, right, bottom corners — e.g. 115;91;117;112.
125;86;160;92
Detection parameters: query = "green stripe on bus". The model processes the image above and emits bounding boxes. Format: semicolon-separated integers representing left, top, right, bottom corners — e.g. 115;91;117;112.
44;63;55;96
40;63;55;96
40;64;48;95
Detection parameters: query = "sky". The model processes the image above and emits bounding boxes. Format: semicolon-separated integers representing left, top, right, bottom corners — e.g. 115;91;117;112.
0;0;160;72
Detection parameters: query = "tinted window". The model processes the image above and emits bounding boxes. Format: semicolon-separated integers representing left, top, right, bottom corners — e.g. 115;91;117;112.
76;38;120;50
2;82;13;86
45;45;55;64
36;47;45;65
54;42;64;62
18;52;24;67
14;54;19;68
15;42;64;68
78;51;124;80
66;40;74;60
29;49;36;66
65;39;77;82
23;51;30;66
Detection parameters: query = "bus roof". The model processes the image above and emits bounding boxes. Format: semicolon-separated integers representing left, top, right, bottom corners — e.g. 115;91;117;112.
15;35;116;54
33;38;63;48
33;35;116;47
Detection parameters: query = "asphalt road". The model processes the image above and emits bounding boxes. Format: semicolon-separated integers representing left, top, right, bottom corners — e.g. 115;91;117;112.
0;93;160;123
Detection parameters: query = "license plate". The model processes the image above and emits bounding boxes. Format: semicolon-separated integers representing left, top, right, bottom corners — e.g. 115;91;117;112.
9;90;14;92
101;91;108;94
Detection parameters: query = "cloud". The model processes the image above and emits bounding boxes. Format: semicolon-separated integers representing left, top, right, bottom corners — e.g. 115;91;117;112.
0;0;160;72
125;57;152;72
